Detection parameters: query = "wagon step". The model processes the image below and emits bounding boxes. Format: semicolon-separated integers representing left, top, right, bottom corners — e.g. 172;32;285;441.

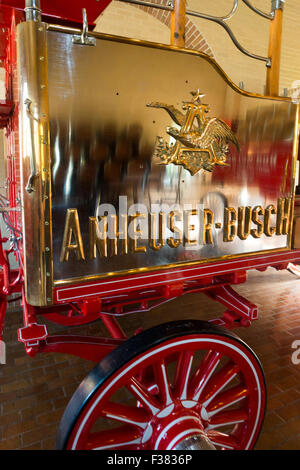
18;322;48;347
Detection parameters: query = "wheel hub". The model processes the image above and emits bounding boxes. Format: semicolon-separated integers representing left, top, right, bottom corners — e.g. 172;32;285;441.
147;405;214;450
174;434;216;450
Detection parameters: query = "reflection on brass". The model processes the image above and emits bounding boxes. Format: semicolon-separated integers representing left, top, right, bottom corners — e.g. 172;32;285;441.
276;197;292;235
60;209;85;262
264;204;277;237
118;214;129;255
224;208;237;242
24;98;40;193
184;209;198;246
149;212;165;251
238;206;252;240
43;29;297;286
148;90;239;175
89;214;129;258
89;216;108;259
54;246;290;288
18;21;53;306
167;211;182;248
109;215;118;256
203;209;214;245
47;23;296;104
16;24;299;301
251;206;265;238
61;199;293;263
128;213;147;253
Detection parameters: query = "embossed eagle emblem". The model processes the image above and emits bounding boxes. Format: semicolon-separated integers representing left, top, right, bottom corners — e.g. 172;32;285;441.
147;90;239;175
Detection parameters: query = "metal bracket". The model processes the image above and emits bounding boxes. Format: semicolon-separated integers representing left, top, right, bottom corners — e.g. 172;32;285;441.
271;0;285;12
72;8;96;47
242;0;274;20
186;0;271;66
206;285;258;329
24;98;39;194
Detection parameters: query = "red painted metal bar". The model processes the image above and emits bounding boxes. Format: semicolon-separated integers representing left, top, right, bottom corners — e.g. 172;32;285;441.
0;296;7;339
53;250;300;303
206;285;258;322
100;313;127;339
38;335;124;362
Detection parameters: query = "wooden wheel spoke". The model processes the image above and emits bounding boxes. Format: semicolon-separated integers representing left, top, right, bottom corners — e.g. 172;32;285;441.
173;351;194;400
206;385;248;418
127;377;161;415
86;425;141;450
206;430;239;450
191;350;222;401
200;361;239;407
100;401;150;429
207;409;248;430
154;359;173;406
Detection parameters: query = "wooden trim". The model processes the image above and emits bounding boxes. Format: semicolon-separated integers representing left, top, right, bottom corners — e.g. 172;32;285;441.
170;0;186;47
266;8;283;96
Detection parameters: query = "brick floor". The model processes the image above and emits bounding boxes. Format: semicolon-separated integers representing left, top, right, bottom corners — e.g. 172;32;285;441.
0;266;300;450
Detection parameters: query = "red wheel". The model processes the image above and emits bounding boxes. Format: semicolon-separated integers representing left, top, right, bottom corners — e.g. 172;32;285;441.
56;320;266;450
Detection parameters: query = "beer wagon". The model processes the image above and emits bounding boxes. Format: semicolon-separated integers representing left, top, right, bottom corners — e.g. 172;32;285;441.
0;0;299;450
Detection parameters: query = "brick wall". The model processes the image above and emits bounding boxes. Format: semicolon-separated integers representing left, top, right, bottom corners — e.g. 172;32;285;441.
95;0;300;95
94;0;214;56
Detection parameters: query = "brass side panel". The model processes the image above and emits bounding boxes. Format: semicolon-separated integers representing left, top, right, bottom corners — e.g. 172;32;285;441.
45;30;298;285
17;26;298;296
17;21;53;306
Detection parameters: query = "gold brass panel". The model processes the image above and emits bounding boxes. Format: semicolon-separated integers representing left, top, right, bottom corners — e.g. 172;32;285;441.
45;29;297;286
60;209;85;262
17;24;300;297
17;21;53;306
